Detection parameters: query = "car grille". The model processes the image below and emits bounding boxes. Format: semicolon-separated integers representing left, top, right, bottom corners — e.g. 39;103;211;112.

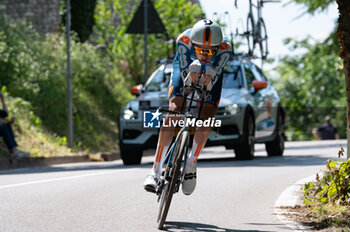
144;135;159;149
215;107;226;115
123;129;142;139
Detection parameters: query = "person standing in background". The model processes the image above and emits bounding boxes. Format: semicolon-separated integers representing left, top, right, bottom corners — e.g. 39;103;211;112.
312;116;340;140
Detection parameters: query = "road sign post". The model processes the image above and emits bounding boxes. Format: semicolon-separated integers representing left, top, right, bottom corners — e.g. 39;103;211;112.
126;0;168;83
144;0;148;83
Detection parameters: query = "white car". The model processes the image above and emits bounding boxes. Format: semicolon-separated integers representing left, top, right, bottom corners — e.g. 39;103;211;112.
119;56;286;165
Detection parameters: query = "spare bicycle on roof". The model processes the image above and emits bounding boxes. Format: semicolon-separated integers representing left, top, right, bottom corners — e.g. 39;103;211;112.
234;0;280;60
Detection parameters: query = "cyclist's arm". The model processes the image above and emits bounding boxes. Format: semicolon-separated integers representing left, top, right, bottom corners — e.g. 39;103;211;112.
212;38;232;77
176;29;194;79
200;38;232;89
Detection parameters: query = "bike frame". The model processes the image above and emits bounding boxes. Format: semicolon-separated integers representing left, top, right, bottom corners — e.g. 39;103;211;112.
158;83;207;189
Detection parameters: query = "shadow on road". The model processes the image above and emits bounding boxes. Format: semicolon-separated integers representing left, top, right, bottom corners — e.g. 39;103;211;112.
197;155;332;169
163;221;270;232
1;141;344;175
0;154;333;176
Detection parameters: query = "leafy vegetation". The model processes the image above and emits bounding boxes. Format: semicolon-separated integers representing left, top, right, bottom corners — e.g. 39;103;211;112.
275;30;346;141
292;0;334;15
274;0;347;141
279;1;350;230
93;0;203;85
304;147;350;205
0;15;132;157
0;0;203;158
0;88;73;157
302;147;350;229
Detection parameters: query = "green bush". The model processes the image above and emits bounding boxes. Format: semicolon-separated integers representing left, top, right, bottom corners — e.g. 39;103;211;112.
304;147;350;205
275;31;346;141
0;87;73;157
0;15;132;153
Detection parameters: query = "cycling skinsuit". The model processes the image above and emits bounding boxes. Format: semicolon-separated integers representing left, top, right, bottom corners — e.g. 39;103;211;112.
168;28;232;107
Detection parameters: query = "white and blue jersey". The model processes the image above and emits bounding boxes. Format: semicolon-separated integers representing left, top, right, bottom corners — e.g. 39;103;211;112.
169;28;232;107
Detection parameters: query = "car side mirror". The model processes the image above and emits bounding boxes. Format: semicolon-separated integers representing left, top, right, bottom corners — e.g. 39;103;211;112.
130;84;143;96
253;80;267;90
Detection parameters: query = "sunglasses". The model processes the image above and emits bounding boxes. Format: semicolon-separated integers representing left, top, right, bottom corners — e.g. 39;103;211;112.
194;47;217;55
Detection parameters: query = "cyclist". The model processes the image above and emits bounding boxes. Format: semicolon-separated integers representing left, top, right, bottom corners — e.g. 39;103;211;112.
144;19;232;195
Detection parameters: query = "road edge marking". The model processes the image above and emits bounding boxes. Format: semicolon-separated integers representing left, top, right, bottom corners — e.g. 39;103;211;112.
274;175;318;232
0;169;132;190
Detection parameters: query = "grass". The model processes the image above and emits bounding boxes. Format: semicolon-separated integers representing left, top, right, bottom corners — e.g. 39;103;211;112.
284;204;350;231
280;147;350;231
0;93;86;159
308;203;350;230
0;16;133;160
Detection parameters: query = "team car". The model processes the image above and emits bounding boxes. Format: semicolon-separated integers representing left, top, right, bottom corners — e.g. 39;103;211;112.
119;55;286;165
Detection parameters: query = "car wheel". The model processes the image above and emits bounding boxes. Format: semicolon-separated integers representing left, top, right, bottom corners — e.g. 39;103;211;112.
234;112;255;160
120;142;143;165
265;112;285;156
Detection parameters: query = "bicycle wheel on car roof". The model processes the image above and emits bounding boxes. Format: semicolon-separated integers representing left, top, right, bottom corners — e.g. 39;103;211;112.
157;131;188;229
257;18;268;59
246;13;255;57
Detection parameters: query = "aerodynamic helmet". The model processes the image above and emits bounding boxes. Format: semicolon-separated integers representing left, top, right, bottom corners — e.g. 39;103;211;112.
190;19;223;47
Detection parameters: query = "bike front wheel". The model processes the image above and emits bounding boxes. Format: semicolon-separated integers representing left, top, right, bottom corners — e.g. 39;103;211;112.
157;131;188;229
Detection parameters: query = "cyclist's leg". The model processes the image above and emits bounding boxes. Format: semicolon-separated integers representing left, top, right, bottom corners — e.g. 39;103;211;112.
188;73;223;164
182;75;222;195
144;58;184;192
152;57;184;176
182;103;217;195
189;103;217;165
151;96;183;175
144;98;184;192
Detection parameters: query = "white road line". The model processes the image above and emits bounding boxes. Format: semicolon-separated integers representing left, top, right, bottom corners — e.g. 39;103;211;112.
274;174;320;232
0;169;132;190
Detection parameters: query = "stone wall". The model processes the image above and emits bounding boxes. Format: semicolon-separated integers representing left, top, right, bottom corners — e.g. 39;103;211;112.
0;0;60;33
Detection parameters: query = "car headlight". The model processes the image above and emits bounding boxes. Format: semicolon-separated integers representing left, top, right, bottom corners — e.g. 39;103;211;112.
122;108;138;120
225;104;240;115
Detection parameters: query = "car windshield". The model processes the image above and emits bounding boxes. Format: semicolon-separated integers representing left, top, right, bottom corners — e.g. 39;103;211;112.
222;64;242;89
146;68;171;92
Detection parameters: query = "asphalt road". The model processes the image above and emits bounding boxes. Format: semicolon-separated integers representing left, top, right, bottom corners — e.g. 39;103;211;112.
0;140;346;232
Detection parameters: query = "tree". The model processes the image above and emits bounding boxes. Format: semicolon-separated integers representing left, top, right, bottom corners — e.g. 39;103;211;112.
293;0;334;14
276;31;345;140
292;0;350;158
93;0;203;85
62;0;97;42
71;0;97;42
336;1;350;159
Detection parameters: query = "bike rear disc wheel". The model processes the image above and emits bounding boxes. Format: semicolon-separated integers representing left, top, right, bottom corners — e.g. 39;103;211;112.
157;132;188;229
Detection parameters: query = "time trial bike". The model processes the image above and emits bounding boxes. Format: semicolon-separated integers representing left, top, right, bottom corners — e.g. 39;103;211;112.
156;77;212;229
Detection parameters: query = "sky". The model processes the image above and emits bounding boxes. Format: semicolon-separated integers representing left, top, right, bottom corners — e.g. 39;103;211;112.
198;0;338;72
